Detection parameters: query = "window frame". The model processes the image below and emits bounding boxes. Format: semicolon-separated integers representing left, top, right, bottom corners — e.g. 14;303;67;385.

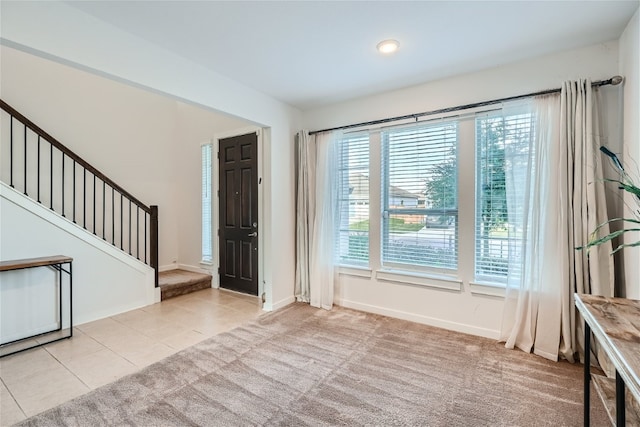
336;133;371;267
474;109;534;285
380;121;459;273
201;142;213;265
334;105;533;293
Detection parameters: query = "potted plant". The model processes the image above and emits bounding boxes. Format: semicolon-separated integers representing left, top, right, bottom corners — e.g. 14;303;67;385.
580;146;640;253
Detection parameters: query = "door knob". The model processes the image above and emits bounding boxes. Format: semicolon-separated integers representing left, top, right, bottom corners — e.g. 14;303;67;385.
248;232;258;237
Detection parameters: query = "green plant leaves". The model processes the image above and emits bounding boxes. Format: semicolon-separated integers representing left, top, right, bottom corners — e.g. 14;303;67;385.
578;147;640;255
603;178;640;199
577;217;640;253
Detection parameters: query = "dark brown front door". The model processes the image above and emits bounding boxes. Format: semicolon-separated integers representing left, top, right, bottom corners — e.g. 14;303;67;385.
219;133;258;295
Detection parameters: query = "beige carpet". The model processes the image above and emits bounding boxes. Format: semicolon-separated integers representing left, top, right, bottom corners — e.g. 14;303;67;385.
17;303;608;426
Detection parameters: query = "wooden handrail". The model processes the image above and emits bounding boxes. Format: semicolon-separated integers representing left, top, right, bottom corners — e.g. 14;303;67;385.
1;99;159;283
0;99;151;214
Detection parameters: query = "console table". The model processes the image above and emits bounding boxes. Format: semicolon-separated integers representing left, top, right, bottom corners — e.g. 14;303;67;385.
0;255;73;357
575;294;640;426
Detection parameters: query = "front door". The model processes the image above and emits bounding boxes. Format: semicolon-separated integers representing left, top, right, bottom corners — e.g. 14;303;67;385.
218;133;258;295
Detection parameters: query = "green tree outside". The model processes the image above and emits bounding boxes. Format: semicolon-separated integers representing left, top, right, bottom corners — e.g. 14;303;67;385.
423;147;457;210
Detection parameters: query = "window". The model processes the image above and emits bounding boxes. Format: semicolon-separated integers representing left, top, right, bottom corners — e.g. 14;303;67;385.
201;144;213;263
334;105;534;288
475;111;533;283
337;134;370;265
382;122;458;270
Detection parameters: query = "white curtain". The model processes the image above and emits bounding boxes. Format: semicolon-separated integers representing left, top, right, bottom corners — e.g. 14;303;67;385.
500;97;565;360
563;81;614;363
295;130;339;310
294;131;314;303
501;80;614;361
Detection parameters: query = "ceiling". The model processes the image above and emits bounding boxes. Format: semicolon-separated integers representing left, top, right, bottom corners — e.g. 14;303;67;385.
67;1;639;111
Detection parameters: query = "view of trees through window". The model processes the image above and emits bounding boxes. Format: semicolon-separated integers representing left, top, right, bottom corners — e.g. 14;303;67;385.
475;113;532;282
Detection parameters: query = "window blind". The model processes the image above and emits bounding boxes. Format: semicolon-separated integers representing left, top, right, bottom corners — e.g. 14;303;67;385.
382;122;458;270
201;144;213;263
475;112;533;282
337;134;370;265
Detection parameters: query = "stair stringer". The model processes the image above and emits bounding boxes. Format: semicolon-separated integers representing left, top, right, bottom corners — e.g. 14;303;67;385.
0;182;160;327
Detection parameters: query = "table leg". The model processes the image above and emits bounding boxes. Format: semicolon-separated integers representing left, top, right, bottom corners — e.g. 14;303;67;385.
58;264;63;331
69;261;73;338
585;323;591;427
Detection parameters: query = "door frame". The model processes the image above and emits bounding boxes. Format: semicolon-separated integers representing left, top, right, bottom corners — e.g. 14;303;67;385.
211;126;265;302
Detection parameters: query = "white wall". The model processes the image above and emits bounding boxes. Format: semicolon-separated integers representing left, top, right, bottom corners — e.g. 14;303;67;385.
0;183;155;330
0;45;288;323
0;46;184;266
619;9;640;299
305;43;620;131
0;46;251;270
0;1;301;311
172;102;250;272
303;42;622;338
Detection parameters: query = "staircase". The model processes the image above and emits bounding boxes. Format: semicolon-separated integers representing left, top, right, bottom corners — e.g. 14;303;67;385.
0;99;159;284
159;270;213;300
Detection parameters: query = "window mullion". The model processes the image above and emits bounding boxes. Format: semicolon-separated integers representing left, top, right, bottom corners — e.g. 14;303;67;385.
369;132;382;270
457;118;476;285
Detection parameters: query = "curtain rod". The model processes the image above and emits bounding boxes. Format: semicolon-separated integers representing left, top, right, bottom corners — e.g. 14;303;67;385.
309;75;624;135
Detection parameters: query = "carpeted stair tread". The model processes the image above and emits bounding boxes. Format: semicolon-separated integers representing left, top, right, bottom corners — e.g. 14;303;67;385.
159;269;212;300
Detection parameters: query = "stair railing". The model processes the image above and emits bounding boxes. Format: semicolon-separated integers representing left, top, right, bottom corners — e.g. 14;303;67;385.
0;99;159;286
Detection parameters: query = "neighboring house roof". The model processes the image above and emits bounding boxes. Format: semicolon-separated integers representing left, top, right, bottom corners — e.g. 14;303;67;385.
349;173;420;200
389;185;419;200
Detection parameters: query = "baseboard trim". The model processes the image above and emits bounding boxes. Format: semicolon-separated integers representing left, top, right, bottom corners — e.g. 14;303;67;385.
158;264;178;273
159;264;213;276
151;280;161;303
264;295;295;312
335;298;500;340
178;264;213;275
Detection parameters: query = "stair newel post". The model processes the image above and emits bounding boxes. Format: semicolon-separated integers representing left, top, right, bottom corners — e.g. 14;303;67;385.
150;205;159;287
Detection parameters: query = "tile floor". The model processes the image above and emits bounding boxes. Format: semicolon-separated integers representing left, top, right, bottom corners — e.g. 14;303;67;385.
0;288;263;426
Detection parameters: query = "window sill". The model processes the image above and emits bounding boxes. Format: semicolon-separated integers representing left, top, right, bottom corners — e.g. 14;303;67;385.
338;265;372;278
375;269;462;291
200;260;213;266
469;281;506;298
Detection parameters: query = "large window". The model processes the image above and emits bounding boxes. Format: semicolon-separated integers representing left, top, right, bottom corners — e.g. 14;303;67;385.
201;144;213;264
335;106;534;287
337;134;370;265
382;123;458;270
475;112;533;283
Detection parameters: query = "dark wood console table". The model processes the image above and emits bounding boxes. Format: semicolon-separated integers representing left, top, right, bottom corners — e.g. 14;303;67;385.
575;294;640;426
0;255;73;357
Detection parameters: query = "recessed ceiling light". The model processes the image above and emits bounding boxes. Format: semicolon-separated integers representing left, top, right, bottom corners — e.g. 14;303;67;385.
377;39;399;54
